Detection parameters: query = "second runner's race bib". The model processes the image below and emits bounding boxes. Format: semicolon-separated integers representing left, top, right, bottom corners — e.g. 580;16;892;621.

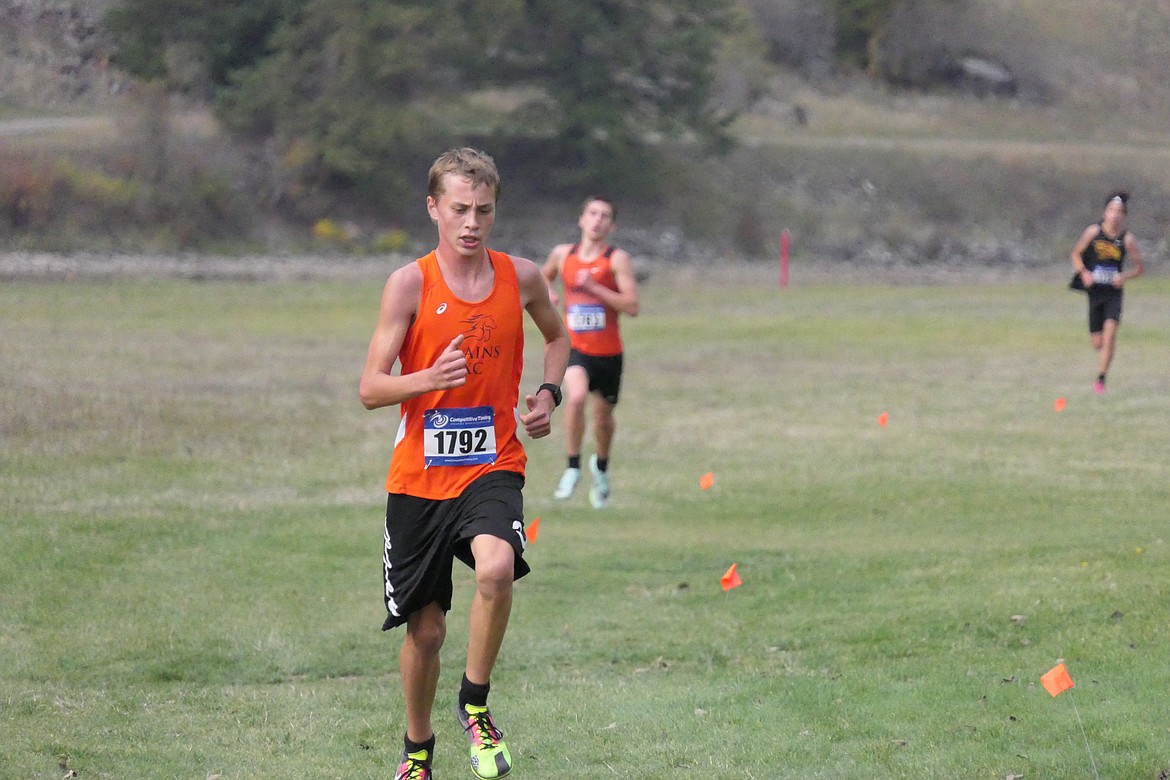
1091;264;1119;285
568;303;606;333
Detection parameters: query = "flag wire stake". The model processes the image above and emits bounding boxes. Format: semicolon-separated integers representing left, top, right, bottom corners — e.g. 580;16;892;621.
1067;692;1100;780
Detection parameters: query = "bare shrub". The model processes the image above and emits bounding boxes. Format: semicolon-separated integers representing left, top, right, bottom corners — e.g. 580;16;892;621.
116;80;170;187
868;0;1053;101
0;158;55;233
0;98;254;251
742;0;835;80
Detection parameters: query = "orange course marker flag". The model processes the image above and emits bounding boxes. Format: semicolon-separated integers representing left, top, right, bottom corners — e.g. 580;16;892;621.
877;412;889;427
721;563;743;591
1041;663;1074;697
527;517;541;543
699;472;715;491
1054;397;1067;412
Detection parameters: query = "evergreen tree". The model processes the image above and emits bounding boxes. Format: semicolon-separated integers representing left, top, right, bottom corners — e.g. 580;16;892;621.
107;0;737;212
104;0;301;95
477;0;737;189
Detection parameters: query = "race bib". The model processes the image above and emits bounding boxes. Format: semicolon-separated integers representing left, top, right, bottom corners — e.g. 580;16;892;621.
568;303;606;333
423;406;496;467
1091;265;1119;284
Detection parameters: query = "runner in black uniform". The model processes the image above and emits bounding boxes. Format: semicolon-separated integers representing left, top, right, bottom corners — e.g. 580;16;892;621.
1069;191;1144;394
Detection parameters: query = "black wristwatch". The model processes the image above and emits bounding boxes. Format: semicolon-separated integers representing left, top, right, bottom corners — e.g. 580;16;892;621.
537;382;562;408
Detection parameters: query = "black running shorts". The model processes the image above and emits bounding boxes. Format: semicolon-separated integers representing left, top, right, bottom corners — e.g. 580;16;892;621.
568;349;624;405
381;471;530;630
1087;288;1123;333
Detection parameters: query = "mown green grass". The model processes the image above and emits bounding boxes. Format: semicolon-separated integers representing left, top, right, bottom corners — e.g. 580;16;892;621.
2;269;1169;779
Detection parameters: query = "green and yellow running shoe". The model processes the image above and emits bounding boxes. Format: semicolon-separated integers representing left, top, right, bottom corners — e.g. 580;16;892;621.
393;747;432;780
457;703;512;778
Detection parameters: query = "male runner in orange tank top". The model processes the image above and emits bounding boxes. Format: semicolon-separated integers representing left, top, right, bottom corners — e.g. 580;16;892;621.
360;148;568;780
541;196;640;509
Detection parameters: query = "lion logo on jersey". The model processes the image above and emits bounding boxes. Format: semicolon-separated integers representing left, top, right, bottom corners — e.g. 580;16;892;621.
461;314;496;344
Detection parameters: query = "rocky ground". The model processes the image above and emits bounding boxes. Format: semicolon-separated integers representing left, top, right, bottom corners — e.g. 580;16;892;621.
0;249;1070;287
0;0;123;109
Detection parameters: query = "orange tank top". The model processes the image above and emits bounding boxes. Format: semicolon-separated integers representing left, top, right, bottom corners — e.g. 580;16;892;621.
563;244;623;356
385;250;526;499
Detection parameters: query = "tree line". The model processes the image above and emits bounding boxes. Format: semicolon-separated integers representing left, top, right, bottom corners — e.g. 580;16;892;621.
104;0;732;215
102;0;899;220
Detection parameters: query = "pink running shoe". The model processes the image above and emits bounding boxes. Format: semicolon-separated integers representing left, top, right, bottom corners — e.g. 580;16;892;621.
1093;380;1106;395
393;747;432;780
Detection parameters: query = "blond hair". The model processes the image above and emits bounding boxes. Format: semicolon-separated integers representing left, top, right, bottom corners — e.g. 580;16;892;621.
428;148;501;201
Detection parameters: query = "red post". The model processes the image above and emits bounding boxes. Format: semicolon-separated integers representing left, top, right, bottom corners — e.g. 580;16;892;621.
779;229;790;288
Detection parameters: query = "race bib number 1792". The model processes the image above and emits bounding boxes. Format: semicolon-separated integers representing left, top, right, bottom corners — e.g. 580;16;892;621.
424;406;496;467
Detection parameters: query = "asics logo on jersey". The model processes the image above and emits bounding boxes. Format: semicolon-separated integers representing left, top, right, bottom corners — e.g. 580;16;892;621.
436;303;448;314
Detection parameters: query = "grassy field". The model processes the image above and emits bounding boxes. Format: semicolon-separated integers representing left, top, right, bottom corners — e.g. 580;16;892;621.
3;266;1170;779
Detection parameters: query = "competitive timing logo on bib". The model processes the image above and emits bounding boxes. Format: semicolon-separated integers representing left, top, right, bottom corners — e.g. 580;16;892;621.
426;408;493;428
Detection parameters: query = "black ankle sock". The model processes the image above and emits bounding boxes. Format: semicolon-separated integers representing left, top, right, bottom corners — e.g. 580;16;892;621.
596;457;609;473
404;733;435;757
568;455;581;470
459;674;490;709
1098;373;1106;383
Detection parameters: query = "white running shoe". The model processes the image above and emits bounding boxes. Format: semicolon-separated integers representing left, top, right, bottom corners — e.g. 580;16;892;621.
588;454;610;509
554;467;580;500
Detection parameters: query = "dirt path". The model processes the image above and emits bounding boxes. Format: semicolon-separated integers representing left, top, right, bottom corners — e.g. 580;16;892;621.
6;114;1169;162
749;131;1170;162
0;116;112;137
0;251;404;281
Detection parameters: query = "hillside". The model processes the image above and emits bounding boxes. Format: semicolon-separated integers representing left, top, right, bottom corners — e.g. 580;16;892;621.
2;0;1168;267
0;0;123;110
6;0;1167;127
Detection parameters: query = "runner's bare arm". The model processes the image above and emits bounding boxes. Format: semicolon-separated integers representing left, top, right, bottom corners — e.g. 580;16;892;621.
607;249;640;316
359;265;468;410
541;244;570;308
1120;232;1144;285
515;256;570;436
574;248;639;316
1069;224;1096;286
